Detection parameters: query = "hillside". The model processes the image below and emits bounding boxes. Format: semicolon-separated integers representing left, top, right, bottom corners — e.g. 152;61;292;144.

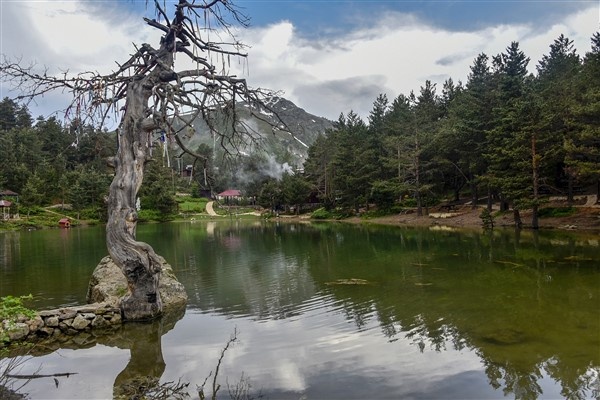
179;97;334;169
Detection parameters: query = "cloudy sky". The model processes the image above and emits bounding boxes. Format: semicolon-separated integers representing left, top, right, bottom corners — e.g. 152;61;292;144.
1;0;598;122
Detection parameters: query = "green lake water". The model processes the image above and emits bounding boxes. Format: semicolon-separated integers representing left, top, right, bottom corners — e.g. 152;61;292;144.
1;221;599;399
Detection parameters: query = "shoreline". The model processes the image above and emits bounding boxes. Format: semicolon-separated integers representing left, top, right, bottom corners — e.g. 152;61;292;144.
2;204;598;234
339;205;600;233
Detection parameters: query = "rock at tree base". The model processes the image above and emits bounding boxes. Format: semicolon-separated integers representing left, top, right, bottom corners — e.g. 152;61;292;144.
87;255;188;313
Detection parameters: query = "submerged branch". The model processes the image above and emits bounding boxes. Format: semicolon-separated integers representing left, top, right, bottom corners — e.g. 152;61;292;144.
6;372;78;380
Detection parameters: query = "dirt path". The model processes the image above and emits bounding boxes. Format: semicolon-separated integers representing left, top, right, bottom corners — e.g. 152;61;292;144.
205;201;219;216
584;195;599;207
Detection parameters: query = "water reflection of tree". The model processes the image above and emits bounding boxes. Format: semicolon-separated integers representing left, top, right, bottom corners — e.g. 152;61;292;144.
308;226;599;400
112;320;166;398
112;308;185;398
150;222;598;399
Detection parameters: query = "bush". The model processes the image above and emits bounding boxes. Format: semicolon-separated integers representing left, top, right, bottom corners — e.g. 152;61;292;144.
311;208;332;220
1;295;36;343
78;206;107;221
19;206;44;216
538;207;576;218
137;209;162;222
311;207;354;220
0;295;35;322
479;208;495;230
401;198;417;208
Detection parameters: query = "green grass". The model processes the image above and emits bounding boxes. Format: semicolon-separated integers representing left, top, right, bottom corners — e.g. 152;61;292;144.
177;197;208;213
137;209;176;222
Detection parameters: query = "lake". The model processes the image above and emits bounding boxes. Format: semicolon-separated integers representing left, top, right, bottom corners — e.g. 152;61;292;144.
1;220;599;399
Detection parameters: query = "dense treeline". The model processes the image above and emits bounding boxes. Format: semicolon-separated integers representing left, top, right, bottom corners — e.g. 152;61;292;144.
0;101;189;220
0;101;118;218
1;33;599;226
298;33;600;228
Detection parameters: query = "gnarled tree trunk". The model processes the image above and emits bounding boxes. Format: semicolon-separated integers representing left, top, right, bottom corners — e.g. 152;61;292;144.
1;0;273;321
106;81;165;320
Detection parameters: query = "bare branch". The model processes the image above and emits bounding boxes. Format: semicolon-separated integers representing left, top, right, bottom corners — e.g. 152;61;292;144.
1;0;283;320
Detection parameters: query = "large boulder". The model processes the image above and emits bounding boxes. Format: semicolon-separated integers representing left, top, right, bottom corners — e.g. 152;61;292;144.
87;255;188;312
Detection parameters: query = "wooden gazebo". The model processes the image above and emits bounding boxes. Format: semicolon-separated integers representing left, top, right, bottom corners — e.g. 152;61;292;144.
0;200;12;220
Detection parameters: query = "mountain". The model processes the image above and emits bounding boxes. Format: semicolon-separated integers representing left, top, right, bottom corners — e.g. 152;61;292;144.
181;97;334;169
262;97;335;162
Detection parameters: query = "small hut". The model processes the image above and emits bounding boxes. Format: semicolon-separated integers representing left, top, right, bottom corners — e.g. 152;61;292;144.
216;189;242;205
0;200;12;220
59;218;71;228
216;189;242;200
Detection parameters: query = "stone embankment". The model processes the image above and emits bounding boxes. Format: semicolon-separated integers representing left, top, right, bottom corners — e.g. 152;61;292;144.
1;255;187;347
2;303;121;344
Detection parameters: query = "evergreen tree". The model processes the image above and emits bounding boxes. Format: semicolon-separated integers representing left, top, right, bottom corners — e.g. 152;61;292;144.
380;94;414;203
331;111;383;213
281;172;311;214
411;81;441;215
303;133;337;207
536;34;581;205
486;42;531;227
443;53;494;208
258;179;283;211
21;173;46;208
368;93;389;135
567;32;600;201
139;161;177;218
69;180;87;219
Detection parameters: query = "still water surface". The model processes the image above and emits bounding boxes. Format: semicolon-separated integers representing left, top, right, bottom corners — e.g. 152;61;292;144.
1;221;599;399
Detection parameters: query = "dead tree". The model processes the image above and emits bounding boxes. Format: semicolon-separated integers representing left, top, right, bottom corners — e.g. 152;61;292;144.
1;0;278;320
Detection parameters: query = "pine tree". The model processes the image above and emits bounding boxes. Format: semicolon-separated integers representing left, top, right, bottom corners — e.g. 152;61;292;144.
536;34;581;205
442;54;494;207
486;42;531;228
303;133;337;208
381;94;414;204
368;93;389;135
567;32;600;202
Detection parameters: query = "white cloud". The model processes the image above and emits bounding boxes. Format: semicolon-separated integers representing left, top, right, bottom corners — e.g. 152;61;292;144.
1;1;598;122
235;5;598;120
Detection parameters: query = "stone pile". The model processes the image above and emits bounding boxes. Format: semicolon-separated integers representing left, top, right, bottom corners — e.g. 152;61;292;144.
1;303;121;345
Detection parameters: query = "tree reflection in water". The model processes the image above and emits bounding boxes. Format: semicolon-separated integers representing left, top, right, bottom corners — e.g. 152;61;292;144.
112;308;186;399
2;222;598;399
294;225;600;400
135;222;600;399
326;280;597;397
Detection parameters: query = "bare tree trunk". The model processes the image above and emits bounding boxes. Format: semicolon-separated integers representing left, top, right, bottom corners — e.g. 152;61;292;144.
567;171;574;207
107;82;162;320
513;208;522;230
415;138;422;217
500;196;509;212
471;182;478;210
532;204;539;230
531;135;540;230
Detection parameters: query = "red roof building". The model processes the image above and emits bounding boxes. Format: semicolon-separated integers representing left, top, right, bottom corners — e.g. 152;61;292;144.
217;189;242;197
